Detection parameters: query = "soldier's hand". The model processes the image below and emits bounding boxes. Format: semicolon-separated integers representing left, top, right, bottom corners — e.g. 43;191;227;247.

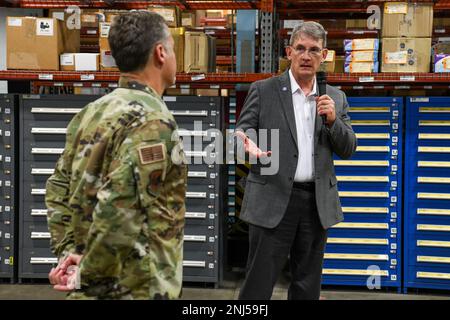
53;265;80;292
51;254;83;292
48;267;66;286
58;253;83;271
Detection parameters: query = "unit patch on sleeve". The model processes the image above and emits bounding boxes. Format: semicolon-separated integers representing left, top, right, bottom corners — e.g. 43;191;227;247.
138;143;166;165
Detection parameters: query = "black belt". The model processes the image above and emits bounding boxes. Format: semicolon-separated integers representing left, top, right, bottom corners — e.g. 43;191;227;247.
293;181;315;192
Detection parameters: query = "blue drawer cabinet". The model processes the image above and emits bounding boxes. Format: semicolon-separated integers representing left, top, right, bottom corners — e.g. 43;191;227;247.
322;97;402;290
404;97;450;291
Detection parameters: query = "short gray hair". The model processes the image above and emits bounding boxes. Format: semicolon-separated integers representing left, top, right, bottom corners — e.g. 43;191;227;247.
289;21;327;47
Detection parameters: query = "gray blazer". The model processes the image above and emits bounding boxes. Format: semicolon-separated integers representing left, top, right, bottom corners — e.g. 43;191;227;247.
236;71;357;229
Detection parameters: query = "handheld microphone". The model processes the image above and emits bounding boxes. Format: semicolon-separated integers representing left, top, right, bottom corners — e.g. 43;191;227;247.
316;71;327;125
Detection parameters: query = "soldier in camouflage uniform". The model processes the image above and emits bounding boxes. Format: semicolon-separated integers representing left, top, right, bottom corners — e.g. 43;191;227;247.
45;11;187;299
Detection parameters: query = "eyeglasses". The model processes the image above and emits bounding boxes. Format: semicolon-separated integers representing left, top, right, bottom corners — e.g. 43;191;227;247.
290;45;323;57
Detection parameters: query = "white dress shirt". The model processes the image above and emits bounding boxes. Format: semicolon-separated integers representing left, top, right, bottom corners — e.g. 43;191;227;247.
289;69;317;182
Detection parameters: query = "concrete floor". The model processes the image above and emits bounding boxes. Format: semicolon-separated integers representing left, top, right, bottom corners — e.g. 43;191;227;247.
0;273;449;300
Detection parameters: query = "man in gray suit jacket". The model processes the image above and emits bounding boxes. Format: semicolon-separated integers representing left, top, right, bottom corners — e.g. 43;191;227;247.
236;21;357;300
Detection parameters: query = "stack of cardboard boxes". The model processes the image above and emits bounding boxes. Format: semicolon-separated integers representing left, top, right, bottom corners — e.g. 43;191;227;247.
344;38;380;73
6;8;218;73
381;2;433;73
6;16;80;70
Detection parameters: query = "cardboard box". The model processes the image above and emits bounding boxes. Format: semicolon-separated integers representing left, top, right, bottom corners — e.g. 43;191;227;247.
81;11;101;28
7;16;79;70
344;61;379;73
195;10;207;27
196;89;219;96
184;31;210;73
60;53;99;71
334;55;345;73
346;19;367;29
170;27;185;72
226;14;236;29
434;54;450;72
278;57;291;73
208;35;216;72
99;22;119;71
104;10;127;23
382;2;433;37
181;12;195;27
148;6;178;27
206;11;223;18
345;50;379;62
381;37;431;72
320;50;335;73
344;39;379;51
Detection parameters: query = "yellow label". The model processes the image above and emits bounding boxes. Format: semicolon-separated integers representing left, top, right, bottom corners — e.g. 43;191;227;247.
328;237;389;245
417;271;450;280
349;107;390;113
339;191;389;198
325;253;389;261
351;120;390;126
338;176;389;182
349;62;375;73
443;57;450;70
417;192;450;200
355;133;390;139
351;39;376;51
323;269;388;276
418;208;450;215
9;257;13;266
417;256;450;264
418;177;450;184
384;51;408;64
356;146;390;152
325;50;335;62
419;120;450;127
418;134;450;140
333;222;389;229
418;161;450;168
419;107;450;113
342;207;389;213
385;2;408;14
417;224;450;232
418;147;450;153
350;51;377;62
334;160;389;167
417;240;450;248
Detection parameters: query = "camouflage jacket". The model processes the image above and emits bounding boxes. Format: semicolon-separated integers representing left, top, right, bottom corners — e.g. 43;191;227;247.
45;77;187;299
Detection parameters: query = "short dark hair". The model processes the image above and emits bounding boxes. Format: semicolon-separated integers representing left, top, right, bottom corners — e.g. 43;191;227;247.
109;11;169;72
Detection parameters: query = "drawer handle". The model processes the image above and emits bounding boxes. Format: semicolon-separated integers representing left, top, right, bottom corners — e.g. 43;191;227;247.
31;168;55;175
31;189;46;195
186;192;207;199
31;148;64;155
31;128;67;135
30;257;58;264
185;212;207;219
171;110;208;117
188;171;207;178
184;235;206;242
31;108;81;114
183;260;206;268
31;232;51;239
31;209;48;216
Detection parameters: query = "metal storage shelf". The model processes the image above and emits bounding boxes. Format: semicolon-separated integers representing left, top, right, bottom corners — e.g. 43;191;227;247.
0;71;272;84
8;0;265;10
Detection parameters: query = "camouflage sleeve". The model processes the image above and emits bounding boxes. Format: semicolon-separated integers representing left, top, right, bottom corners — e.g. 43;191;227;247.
78;118;176;290
45;111;85;258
